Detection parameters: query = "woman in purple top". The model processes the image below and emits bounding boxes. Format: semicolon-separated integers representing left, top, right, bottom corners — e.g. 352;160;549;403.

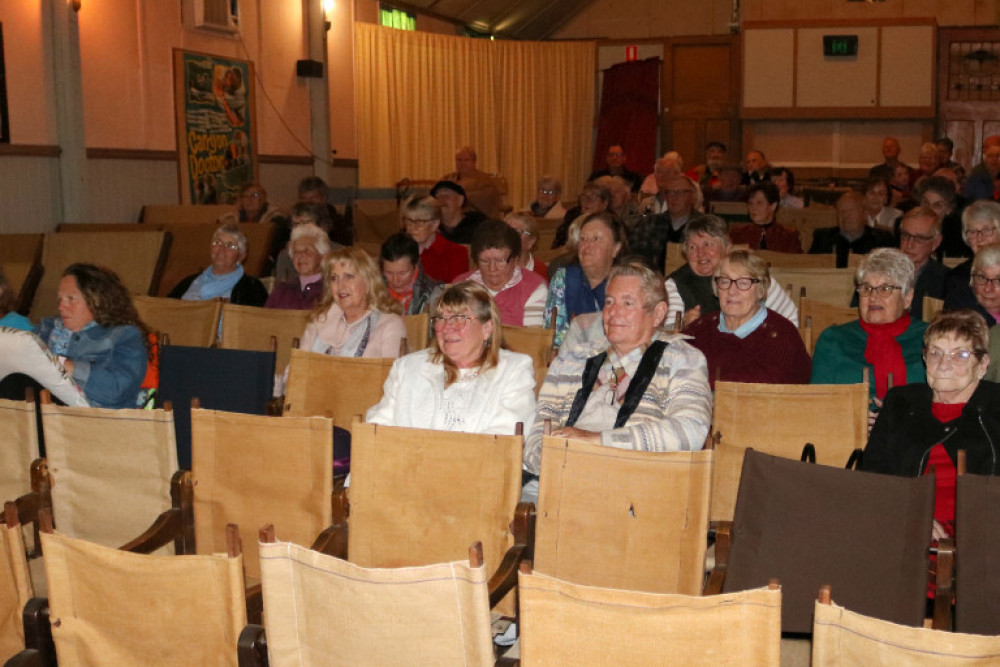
265;223;330;311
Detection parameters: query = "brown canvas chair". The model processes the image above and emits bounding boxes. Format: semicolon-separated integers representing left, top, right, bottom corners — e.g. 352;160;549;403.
501;324;554;396
0;394;39;507
353;199;399;243
756;250;835;269
133;295;222;347
812;589;1000;666
245;531;495;667
0;505;32;660
709;379;868;523
534;436;712;595
140;204;235;224
664;241;684;275
219;303;311;373
402;312;430;352
952;471;1000;635
518;570;781;666
923;295;944;323
798;297;857;355
282;349;394;427
708;451;935;634
769;267;856;308
777;205;837;253
345;420;530;613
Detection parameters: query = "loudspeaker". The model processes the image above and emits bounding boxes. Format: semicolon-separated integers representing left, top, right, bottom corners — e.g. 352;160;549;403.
296;59;324;78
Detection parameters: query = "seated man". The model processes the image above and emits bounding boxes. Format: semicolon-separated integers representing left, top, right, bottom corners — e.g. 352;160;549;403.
896;206;946;320
869;136;913;184
703;164;748;205
528;175;568;220
589;143;643;193
639;151;683;197
628;174;704;273
455;220;548;327
686;142;726;193
809;191;894;267
639;156;683;215
742;149;768;186
442;146;502;220
401;195;468;283
298;176;352;246
432;180;488;245
521;264;712;502
380;232;444;315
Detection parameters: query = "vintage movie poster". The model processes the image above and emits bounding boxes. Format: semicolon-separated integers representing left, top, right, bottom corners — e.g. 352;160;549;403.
173;49;257;204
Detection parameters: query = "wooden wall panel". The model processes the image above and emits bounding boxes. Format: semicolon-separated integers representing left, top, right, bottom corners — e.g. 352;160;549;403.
880;25;934;107
796;27;878;108
743;29;794;108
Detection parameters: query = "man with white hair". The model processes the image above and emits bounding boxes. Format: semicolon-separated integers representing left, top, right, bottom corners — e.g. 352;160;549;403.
639;157;684;214
640;151;683;196
628;173;704;273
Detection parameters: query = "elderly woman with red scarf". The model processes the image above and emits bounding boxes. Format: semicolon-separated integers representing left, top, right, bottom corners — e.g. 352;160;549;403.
811;248;928;416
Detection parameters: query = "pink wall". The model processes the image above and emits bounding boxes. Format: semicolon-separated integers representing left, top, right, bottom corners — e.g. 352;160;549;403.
0;3;57;145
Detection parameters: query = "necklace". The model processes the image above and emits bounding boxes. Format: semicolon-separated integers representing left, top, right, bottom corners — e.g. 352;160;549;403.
456;366;481;382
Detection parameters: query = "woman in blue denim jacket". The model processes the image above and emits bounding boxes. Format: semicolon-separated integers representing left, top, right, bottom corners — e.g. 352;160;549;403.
35;263;151;408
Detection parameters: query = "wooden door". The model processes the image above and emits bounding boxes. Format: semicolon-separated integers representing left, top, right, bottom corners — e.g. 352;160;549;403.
662;36;741;166
938;28;1000;170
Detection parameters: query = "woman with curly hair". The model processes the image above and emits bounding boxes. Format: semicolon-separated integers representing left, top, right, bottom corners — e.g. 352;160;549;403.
34;263;151;408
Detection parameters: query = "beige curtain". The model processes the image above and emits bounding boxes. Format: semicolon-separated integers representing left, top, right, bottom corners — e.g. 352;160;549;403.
355;24;595;213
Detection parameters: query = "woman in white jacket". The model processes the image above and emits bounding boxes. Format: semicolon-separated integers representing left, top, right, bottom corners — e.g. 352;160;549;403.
366;281;535;435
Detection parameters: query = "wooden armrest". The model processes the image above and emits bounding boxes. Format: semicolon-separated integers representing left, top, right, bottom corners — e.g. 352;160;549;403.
703;521;731;595
21;598;55;667
265;396;284;416
119;508;185;553
931;538;955;631
120;471;193;554
310;487;349;558
488;502;535;609
238;624;269;667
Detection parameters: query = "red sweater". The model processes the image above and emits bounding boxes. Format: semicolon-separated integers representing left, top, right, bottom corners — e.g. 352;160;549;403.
420;234;469;283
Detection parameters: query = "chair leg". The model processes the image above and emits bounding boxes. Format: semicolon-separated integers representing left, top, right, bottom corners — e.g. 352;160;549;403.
931;538;955;631
21;598;56;667
237;624;269;667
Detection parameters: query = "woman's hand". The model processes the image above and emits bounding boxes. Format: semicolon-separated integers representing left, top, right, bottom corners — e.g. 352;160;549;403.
867;397;883;434
550;426;601;443
62;359;75;377
683;305;701;327
932;519;948;542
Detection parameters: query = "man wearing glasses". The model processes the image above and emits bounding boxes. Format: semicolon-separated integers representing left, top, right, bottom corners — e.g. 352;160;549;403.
894;207;946;320
628;174;704;273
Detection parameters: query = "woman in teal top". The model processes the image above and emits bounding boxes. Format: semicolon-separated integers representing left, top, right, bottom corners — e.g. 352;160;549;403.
812;248;928;402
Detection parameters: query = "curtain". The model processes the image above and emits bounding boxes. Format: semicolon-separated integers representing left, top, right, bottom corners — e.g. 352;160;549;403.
355;23;596;212
592;57;661;179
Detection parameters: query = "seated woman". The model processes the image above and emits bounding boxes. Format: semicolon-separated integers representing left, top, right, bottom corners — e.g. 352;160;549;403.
667;215;798;328
265;223;329;311
300;247;405;358
523;264;712;497
552;182;612;250
864;310;999;545
456;220;548;327
505;211;548;280
366;281;536;434
963;244;1000;326
0;266;31;330
728;181;802;253
685;249;811;388
379;232;443;315
547;211;627;346
812;248;928;402
168;224;268;306
401;195;468;284
35;264;151;408
273;202;338;283
944;200;1000;312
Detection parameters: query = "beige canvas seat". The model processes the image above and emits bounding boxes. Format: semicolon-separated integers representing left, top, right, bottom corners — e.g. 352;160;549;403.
923;295;944;323
133;295;222;347
0;504;32;660
534;436;712;595
798;297;857;355
0;395;40;507
770;267;856;308
282;349;394;426
709;379;868;523
518;570;781;666
141;203;235;224
219;303;311;373
402;312;430;352
756;250;835;269
501;324;554;395
812;591;1000;666
776;206;837;252
249;532;495;667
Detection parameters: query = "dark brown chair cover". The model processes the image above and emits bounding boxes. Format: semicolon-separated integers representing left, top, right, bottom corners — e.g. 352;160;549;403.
955;472;1000;635
722;450;935;634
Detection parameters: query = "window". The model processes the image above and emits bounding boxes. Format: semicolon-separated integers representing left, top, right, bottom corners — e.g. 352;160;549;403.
380;6;415;31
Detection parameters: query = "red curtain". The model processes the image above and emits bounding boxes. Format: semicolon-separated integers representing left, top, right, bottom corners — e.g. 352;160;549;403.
592;57;661;178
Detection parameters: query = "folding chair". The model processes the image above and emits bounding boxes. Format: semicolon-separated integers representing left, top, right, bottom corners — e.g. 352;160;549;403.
242;531;495;667
0;504;32;660
707;451;935;634
951;471;1000;635
133;295;222;347
219;303;311;374
0;393;40;506
770;267;856;307
798;297;857;355
533;436;712;595
812;587;1000;666
402;312;430;352
709;379;869;523
756;250;835;269
282;349;393;427
923;295;944;323
518;569;781;666
14;523;246;667
501;324;554;396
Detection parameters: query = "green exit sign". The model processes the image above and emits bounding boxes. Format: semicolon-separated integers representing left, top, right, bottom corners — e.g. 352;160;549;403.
823;35;859;57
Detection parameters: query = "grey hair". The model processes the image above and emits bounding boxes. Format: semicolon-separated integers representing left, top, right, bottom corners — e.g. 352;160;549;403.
536;175;562;194
213;223;248;262
856;247;916;294
401;194;442;221
288;222;332;257
681;214;731;260
972;243;1000;276
607;263;668;312
962;200;1000;242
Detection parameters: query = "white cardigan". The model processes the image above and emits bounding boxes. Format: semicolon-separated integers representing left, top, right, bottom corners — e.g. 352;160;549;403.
366;348;536;436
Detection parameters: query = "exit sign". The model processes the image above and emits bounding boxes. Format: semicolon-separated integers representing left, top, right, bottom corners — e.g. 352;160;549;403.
823;35;859;57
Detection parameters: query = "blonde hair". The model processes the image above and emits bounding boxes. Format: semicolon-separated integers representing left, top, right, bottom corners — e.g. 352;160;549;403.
428;281;502;387
313;247;402;322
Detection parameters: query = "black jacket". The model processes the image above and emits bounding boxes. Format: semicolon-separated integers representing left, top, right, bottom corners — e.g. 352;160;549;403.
808;226;895;267
863;381;1000;478
168;272;269;307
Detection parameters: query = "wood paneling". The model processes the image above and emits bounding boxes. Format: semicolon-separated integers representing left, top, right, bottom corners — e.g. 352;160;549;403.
938;28;1000;168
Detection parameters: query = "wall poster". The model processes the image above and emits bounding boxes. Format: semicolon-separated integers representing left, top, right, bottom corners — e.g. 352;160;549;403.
173;48;257;204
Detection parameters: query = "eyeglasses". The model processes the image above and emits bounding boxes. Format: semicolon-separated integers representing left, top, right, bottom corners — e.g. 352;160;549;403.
714;276;760;291
513;229;534;237
856;283;902;297
972;273;1000;288
899;231;936;244
403;217;436;226
211;240;240;251
924;347;978;365
431;314;472;330
538;189;558;195
967;226;999;240
478;256;513;269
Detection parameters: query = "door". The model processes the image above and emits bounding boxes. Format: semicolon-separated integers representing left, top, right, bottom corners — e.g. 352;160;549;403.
938;28;1000;170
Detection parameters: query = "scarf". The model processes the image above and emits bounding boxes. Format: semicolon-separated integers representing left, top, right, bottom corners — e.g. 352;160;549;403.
388;286;414;314
859;312;910;399
183;264;244;301
564;264;606;320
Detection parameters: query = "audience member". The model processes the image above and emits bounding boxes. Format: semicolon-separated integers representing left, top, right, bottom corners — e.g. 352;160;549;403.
963;135;1000;202
687;142;726;192
528;175;567;220
442;146;502;220
863;177;902;232
639;151;683;196
379;232;443;316
945;201;1000;312
889;163;913;207
553;182;611;249
298;176;352;246
960;244;1000;326
704;164;748;205
169;224;268;306
590;143;642;193
366;281;535;433
869;137;913;184
274;201;339;282
897;207;947;321
639;156;682;215
666;215;798;328
401;195;468;283
809;191;894;267
742;149;768;186
914;142;943;184
936;137;963;173
594;175;639;223
547;212;626;346
455;220;548;327
432;180;488;245
0;266;31;331
628;174;704;272
768;166;803;209
916;176;967;258
685;249;810;388
265;223;329;311
219;182;286;225
505;212;548;279
35;264;150;408
729;181;802;253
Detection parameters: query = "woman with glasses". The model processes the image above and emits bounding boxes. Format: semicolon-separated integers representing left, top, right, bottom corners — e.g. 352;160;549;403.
528;176;567;221
366;281;535;434
400;195;468;284
168;224;268;306
944;200;1000;311
684;249;810;388
963;244;1000;326
728;181;803;253
864;310;998;547
265;222;330;311
812;248;928;403
505;212;548;280
454;220;548;327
